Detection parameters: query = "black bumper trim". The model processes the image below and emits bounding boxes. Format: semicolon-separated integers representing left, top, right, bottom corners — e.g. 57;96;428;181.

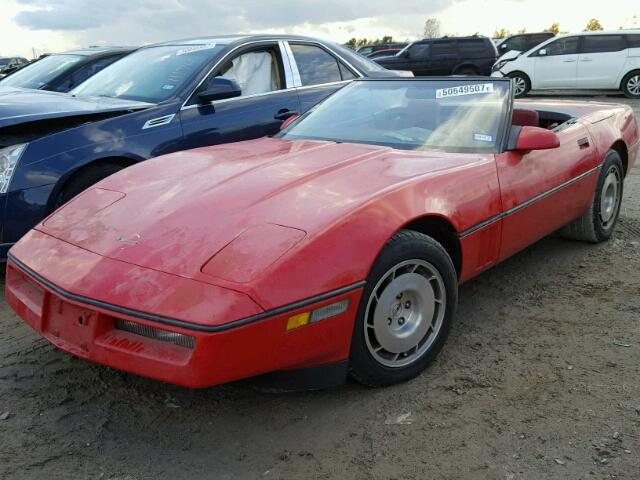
7;253;366;333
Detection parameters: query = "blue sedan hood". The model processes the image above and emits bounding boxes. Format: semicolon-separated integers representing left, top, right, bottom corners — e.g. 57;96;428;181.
0;87;154;128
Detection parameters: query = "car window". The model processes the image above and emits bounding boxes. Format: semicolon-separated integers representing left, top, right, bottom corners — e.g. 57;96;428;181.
581;35;627;53
358;47;373;56
71;44;225;103
431;41;457;56
290;44;342;86
278;79;511;153
217;49;282;96
407;43;430;60
68;55;125;89
542;37;579;56
0;54;84;88
628;35;640;48
339;62;357;80
458;39;489;56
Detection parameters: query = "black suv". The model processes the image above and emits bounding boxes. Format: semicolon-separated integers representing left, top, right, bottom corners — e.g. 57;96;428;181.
496;32;554;57
374;37;498;76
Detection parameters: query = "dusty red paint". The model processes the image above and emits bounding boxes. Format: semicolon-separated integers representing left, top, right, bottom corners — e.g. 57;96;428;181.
5;98;638;388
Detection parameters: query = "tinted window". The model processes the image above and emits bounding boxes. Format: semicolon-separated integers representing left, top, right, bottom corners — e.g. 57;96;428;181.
407;43;430;59
357;47;374;56
505;36;527;51
542;37;578;56
458;39;489;56
628;35;640;48
290;44;342;86
431;41;457;56
339;62;356;80
529;34;553;48
0;54;84;88
581;35;626;53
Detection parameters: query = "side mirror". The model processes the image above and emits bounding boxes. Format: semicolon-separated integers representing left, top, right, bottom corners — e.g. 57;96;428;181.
538;48;547;56
513;126;560;151
279;114;300;131
198;77;241;103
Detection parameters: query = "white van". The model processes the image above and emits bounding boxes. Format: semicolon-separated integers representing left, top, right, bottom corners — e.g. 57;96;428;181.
491;30;640;98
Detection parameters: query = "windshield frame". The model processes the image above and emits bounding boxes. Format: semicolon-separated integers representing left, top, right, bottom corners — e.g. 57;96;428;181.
69;44;228;104
277;77;514;153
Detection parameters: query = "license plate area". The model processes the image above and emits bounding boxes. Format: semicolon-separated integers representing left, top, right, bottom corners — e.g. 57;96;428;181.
45;298;99;354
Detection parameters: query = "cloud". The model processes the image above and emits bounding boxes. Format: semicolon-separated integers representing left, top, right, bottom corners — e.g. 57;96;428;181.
13;0;457;45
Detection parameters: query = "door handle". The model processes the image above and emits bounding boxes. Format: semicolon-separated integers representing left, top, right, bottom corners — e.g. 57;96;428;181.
274;109;299;121
577;137;590;148
563;59;576;63
580;58;593;62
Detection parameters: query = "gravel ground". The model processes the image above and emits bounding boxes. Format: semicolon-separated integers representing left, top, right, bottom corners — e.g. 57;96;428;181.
1;92;639;480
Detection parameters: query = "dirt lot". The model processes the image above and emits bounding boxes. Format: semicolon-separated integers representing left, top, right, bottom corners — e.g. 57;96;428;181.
1;93;639;480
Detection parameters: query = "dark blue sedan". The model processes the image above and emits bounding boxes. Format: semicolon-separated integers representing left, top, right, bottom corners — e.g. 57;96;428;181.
0;35;394;258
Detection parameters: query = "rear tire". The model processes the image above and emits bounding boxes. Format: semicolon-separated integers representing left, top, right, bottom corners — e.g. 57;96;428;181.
56;163;124;207
349;230;458;387
621;71;640;99
559;150;624;243
507;72;531;98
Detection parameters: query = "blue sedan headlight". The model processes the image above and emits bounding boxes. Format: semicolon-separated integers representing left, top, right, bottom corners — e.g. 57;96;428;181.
0;144;27;194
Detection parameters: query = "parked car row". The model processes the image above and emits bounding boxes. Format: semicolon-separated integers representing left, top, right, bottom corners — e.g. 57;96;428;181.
491;30;640;98
0;56;29;79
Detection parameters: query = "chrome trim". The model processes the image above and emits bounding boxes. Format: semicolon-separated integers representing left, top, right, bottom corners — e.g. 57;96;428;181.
180;89;289;110
294;80;351;93
8;253;365;333
278;40;295;88
142;114;175;130
458;164;603;238
180;38;364;111
283;41;302;87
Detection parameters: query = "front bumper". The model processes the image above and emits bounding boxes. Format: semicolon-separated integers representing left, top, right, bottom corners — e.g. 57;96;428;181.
6;230;363;388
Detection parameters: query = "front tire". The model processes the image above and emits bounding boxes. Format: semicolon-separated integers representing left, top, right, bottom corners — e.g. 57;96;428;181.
560;150;624;243
622;71;640;99
349;230;458;387
507;72;531;98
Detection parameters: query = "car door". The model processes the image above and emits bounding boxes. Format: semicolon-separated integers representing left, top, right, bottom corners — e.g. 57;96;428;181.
532;36;580;89
577;34;628;89
179;41;301;150
286;42;359;112
429;40;458;75
495;118;599;261
401;43;431;76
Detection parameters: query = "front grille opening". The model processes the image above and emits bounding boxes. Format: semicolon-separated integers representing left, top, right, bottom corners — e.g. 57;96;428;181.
115;320;195;349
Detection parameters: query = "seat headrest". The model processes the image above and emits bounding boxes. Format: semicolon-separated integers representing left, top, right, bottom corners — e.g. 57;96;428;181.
512;108;539;127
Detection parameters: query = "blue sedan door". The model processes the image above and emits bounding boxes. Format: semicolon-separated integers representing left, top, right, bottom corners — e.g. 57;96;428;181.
285;41;361;112
179;41;301;149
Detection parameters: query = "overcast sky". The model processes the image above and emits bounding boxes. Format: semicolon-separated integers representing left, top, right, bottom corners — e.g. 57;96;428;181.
1;0;639;57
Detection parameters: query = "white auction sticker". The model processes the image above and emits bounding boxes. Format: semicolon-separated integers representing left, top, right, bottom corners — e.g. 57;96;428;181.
436;83;494;99
473;133;493;142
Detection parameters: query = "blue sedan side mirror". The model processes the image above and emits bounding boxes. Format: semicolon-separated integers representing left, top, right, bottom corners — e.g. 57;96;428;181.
198;77;242;103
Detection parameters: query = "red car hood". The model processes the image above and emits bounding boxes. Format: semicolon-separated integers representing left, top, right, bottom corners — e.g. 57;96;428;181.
38;137;483;284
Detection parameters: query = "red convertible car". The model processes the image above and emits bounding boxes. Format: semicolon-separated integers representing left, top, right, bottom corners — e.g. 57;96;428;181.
6;78;639;389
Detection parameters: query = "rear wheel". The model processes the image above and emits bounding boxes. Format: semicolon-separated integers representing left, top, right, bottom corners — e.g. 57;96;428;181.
507;72;531;98
56;163;124;207
622;71;640;99
560;150;624;243
349;230;458;387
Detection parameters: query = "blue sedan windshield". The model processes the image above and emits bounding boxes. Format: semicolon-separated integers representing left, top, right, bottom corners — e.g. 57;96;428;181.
71;44;226;103
278;79;511;153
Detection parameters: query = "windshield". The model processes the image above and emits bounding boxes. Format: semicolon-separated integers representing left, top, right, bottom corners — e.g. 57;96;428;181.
278;79;511;153
71;44;226;103
0;54;83;88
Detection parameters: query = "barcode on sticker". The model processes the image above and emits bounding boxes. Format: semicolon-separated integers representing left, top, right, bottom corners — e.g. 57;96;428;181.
436;83;494;99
